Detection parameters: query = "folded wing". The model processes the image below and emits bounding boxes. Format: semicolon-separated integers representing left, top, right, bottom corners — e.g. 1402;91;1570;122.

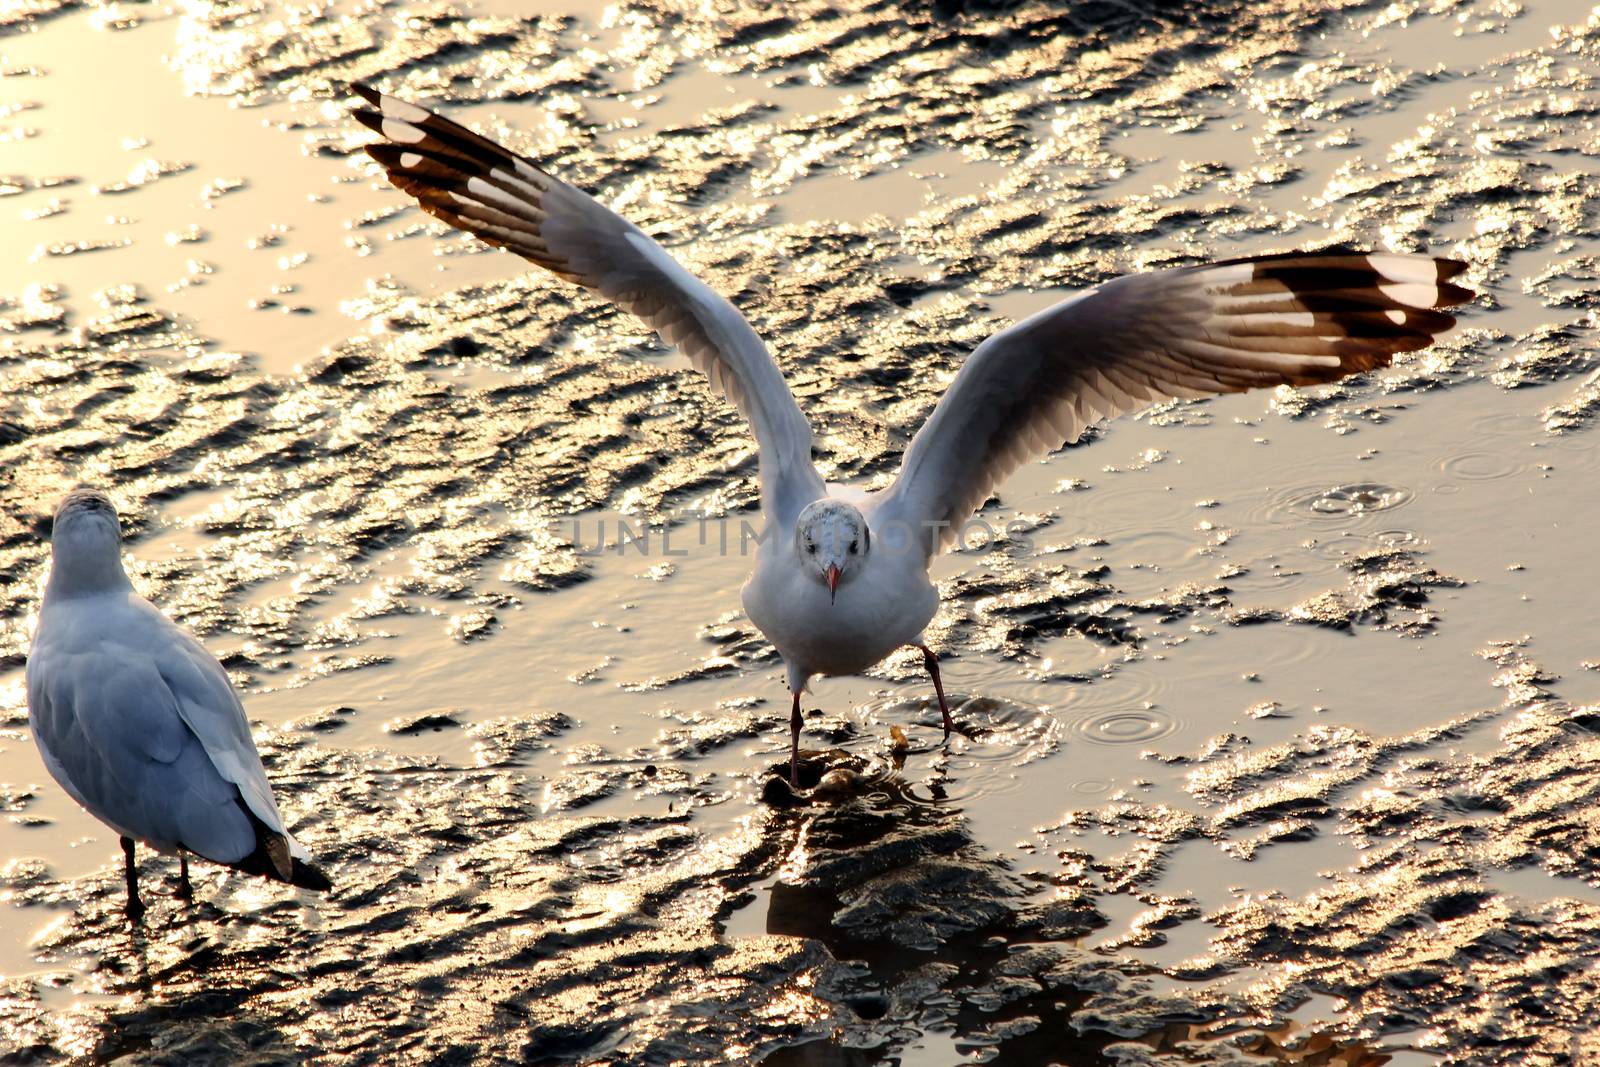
27;641;264;866
27;597;319;881
137;598;311;870
352;83;825;525
873;250;1471;558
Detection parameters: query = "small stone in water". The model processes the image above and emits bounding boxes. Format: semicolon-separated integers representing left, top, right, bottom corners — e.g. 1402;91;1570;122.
814;769;861;798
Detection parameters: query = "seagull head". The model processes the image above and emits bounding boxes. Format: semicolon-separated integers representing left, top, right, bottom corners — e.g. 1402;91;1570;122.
47;487;130;597
795;500;869;604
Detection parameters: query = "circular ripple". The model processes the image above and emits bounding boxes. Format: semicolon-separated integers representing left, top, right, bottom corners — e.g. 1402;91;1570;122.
1374;528;1424;549
1304;525;1427;562
1306;483;1414;517
1069;708;1179;746
1045;660;1172;720
1302;531;1374;562
870;695;1062;804
1255;482;1414;528
1440;451;1526;481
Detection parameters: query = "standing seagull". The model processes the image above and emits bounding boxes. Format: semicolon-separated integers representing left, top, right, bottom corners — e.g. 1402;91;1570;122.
26;488;331;921
352;83;1471;786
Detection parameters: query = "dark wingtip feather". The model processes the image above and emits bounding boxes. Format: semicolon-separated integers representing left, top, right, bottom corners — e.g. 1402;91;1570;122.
351;106;385;137
350;81;381;106
290;858;333;892
231;842;332;892
225;804;334;893
362;141;410;170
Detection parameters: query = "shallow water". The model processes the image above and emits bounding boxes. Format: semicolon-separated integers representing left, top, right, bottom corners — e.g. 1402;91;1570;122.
2;0;1599;1063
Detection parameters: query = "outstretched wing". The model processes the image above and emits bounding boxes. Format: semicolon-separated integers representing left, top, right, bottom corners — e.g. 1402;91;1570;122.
872;250;1471;558
352;83;825;525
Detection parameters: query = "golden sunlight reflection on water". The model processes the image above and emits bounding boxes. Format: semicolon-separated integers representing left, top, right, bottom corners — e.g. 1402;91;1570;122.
2;0;1599;1060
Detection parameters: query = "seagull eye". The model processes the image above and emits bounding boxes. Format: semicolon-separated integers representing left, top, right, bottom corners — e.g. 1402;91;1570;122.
848;540;858;554
806;543;816;555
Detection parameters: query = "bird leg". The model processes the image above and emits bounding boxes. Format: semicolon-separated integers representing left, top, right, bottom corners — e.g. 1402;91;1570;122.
917;644;953;740
789;690;803;787
120;836;145;923
177;853;193;902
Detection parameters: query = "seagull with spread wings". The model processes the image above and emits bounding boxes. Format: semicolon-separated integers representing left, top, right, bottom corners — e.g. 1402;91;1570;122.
27;488;331;920
352;83;1471;787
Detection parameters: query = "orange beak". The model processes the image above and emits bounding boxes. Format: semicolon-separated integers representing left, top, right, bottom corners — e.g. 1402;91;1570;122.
826;563;841;603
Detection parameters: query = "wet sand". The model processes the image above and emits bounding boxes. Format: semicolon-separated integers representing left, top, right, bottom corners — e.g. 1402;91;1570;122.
2;0;1599;1063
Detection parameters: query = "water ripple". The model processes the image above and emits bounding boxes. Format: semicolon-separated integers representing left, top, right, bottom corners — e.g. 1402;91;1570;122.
1067;707;1180;746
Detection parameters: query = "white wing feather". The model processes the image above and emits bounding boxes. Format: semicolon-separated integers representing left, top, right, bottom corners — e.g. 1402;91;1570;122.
873;250;1471;558
353;84;825;526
